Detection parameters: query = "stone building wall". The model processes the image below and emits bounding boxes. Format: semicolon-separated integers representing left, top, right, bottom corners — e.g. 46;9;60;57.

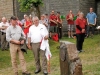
79;0;100;25
79;0;96;16
96;0;100;25
0;0;31;20
0;0;13;20
41;0;100;31
0;0;100;26
41;0;80;31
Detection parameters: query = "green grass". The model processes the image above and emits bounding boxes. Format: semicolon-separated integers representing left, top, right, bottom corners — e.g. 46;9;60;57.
62;35;100;75
0;35;100;75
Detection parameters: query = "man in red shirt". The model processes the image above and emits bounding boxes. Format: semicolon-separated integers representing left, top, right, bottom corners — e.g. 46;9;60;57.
66;10;74;38
75;12;87;53
49;11;57;38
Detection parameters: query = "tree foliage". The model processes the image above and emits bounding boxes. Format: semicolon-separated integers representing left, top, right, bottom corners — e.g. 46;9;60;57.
18;0;43;12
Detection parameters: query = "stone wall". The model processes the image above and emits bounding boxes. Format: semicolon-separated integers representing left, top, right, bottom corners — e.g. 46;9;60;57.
41;0;99;31
79;0;100;26
79;0;95;16
0;0;99;26
0;0;13;20
0;0;30;20
41;0;80;31
96;0;100;25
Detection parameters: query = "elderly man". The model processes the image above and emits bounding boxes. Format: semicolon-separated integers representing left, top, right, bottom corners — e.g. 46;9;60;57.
0;17;9;51
75;12;87;53
28;16;48;75
6;16;30;75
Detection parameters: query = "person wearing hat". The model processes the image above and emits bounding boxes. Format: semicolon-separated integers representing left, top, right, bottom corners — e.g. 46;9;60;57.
6;16;30;75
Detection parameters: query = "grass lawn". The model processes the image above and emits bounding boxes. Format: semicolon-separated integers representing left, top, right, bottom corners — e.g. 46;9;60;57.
0;35;100;75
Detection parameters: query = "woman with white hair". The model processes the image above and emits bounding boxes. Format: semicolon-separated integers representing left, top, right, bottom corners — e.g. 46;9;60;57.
75;12;87;53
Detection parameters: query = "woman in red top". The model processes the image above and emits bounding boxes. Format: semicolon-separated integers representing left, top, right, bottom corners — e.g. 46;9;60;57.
75;12;87;53
24;16;32;36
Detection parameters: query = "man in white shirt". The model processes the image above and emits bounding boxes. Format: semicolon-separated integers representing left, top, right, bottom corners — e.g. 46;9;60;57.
0;17;9;51
28;16;49;75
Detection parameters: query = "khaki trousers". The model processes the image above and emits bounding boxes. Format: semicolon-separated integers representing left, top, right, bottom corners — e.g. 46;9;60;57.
10;43;27;73
32;43;47;71
1;33;8;50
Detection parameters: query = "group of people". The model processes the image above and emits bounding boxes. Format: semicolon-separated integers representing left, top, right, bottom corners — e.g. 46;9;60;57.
48;7;97;53
5;15;49;75
0;14;49;75
66;8;97;39
0;7;97;75
76;7;97;53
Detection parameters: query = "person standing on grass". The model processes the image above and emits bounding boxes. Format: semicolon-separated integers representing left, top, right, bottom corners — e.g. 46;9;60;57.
28;16;48;75
0;17;9;51
56;12;63;39
49;10;57;38
86;7;97;38
66;10;74;38
6;16;30;75
75;12;87;53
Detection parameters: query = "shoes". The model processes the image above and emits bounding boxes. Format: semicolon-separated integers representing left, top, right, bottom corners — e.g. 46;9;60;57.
77;50;85;53
77;50;81;53
71;36;74;38
43;70;48;75
85;35;89;38
34;69;41;74
22;71;31;75
49;37;51;39
1;49;5;51
14;72;18;75
5;48;8;50
80;50;85;52
68;36;71;38
1;48;8;51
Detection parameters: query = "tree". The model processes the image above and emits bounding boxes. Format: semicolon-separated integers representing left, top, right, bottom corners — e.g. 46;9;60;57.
18;0;43;18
